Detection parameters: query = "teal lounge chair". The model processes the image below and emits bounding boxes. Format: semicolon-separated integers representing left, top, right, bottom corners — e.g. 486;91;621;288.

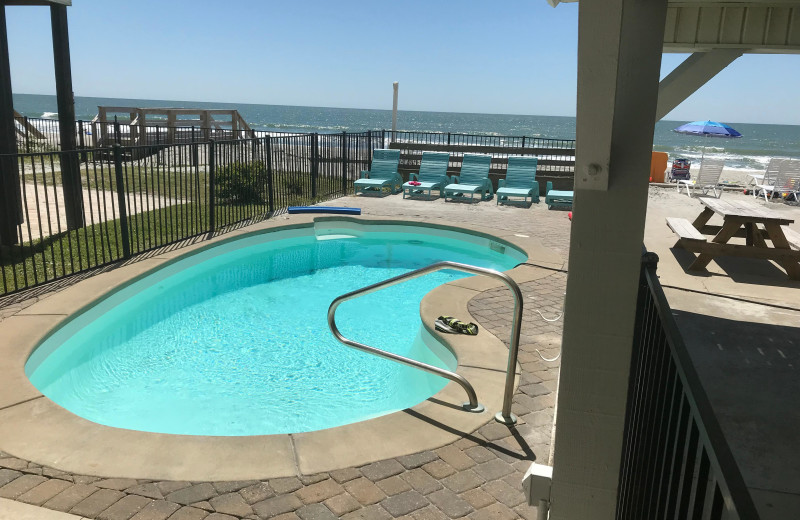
496;156;540;205
545;181;574;209
354;149;402;195
443;154;493;202
402;151;450;199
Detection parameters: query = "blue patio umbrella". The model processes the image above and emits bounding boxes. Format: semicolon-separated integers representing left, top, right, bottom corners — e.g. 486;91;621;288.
672;120;743;163
673;120;742;138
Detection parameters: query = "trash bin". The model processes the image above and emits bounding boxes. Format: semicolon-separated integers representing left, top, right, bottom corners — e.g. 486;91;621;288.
650;152;668;183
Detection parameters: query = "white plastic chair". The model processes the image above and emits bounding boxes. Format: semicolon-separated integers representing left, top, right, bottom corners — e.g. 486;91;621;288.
750;158;787;198
754;158;800;202
677;159;725;198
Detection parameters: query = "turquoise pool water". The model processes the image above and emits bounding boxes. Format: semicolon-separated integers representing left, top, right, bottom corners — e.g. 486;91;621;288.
26;224;525;436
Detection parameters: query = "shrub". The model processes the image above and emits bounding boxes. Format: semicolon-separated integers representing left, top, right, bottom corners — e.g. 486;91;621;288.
281;176;304;196
215;161;268;204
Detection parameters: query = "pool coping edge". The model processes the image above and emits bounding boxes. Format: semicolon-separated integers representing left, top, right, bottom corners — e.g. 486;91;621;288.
0;214;559;481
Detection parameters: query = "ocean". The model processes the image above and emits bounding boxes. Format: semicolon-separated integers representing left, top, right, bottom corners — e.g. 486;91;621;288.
13;93;800;173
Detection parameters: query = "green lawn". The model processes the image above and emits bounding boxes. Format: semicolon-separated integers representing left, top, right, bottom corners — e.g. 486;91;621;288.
1;173;352;296
20;159;207;197
1;202;206;295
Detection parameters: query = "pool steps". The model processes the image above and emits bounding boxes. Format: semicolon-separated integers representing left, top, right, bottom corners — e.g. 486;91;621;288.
328;260;524;425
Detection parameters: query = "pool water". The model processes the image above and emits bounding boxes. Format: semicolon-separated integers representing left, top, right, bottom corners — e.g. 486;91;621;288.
26;225;525;435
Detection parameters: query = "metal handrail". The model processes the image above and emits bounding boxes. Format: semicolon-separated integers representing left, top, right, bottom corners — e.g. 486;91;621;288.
642;258;759;518
327;260;524;424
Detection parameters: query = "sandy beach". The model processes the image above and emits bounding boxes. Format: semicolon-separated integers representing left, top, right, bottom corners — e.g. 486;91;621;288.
666;165;763;187
715;166;761;185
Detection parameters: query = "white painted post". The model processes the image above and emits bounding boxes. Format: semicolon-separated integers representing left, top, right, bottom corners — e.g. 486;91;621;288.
167;111;176;144
548;0;669;518
202;111;210;141
391;81;399;133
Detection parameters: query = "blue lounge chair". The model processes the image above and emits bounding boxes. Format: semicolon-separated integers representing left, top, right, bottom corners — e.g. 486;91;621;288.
496;156;540;205
354;149;402;195
443;154;493;202
402;151;451;199
544;181;574;209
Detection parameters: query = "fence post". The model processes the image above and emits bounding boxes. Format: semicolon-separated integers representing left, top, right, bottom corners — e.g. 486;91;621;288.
382;129;386;149
208;139;216;233
447;132;451;145
311;133;319;199
112;144;131;259
78;120;87;162
341;131;348;195
114;116;121;145
265;136;274;214
367;131;373;165
522;136;526;149
23;116;30;152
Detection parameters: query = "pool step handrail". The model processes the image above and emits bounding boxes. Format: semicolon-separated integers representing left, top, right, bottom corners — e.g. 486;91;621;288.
327;260;523;424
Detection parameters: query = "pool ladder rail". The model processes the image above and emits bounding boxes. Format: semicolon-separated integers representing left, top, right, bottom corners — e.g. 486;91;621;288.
327;261;523;425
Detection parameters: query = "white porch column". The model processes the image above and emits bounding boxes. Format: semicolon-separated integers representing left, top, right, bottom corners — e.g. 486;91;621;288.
548;1;668;518
656;49;744;120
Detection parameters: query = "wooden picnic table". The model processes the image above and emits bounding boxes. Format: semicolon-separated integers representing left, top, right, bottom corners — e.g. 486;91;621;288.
667;197;800;280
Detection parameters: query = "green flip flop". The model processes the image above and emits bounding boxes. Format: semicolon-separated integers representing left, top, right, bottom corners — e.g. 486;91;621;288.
437;316;479;336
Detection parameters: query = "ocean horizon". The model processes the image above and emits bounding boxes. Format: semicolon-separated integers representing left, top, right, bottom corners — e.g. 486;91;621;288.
13;93;800;172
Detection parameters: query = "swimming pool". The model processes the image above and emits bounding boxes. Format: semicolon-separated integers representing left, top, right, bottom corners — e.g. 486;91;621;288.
26;221;526;436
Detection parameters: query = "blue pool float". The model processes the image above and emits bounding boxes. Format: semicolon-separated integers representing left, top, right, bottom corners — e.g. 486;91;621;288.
288;206;361;215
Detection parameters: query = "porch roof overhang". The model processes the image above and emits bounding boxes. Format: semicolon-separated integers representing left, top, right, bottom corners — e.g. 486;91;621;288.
551;1;800;121
3;1;72;5
547;1;800;518
665;2;800;54
551;0;800;54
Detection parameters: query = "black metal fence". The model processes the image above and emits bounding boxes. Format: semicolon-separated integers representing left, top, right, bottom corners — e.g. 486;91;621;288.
385;130;575;181
14;116;299;152
0;132;378;296
617;253;759;520
387;129;576;151
3;123;576;297
14;117;575;168
14;116;62;152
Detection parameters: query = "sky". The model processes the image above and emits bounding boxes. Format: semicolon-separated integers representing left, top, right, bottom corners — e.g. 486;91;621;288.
5;0;800;125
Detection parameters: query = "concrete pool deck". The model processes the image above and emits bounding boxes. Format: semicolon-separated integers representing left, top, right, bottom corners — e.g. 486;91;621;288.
0;197;568;519
0;215;560;481
643;189;800;519
2;187;794;519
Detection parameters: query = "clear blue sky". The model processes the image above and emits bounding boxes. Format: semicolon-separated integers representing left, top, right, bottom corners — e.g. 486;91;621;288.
5;0;800;124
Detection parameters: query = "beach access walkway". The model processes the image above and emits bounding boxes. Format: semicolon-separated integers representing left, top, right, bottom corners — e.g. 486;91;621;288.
17;181;183;242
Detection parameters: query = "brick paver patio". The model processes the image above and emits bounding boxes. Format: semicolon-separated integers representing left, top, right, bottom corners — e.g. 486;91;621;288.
0;195;571;519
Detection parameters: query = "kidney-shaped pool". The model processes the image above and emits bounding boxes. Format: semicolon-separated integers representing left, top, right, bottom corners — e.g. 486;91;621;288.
25;221;526;436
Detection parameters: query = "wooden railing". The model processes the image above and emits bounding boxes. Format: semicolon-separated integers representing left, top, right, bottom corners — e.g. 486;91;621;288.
13;110;47;139
90;107;253;147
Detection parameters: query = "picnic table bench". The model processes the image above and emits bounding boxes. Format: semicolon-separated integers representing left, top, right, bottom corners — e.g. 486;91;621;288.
667;197;800;280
